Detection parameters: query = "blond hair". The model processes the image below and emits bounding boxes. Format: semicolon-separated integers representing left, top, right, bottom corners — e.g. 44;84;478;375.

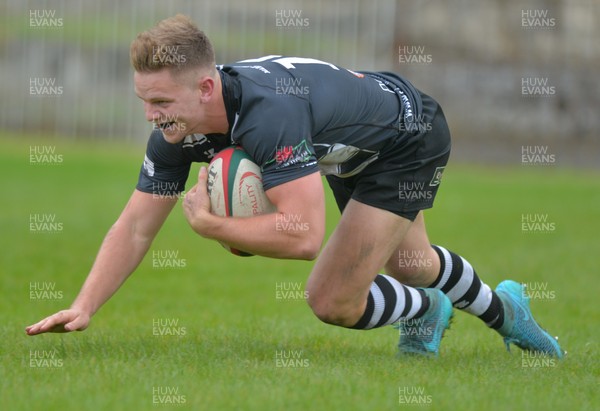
130;14;215;75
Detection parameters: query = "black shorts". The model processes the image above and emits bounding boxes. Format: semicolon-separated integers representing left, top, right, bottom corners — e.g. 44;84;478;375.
325;92;451;221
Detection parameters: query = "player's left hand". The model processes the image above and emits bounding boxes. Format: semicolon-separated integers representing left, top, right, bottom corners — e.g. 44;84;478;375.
182;166;214;236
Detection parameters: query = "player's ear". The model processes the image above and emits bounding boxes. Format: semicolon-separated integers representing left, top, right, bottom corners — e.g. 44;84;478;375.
197;76;215;102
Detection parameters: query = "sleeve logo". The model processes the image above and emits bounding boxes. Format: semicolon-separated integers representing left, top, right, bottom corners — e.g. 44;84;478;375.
266;140;314;170
143;154;155;177
275;146;294;164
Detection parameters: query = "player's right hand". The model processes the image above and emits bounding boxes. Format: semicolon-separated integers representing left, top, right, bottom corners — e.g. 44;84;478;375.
25;309;90;336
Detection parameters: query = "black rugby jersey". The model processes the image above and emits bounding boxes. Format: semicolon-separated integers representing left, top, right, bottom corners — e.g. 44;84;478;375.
137;55;424;195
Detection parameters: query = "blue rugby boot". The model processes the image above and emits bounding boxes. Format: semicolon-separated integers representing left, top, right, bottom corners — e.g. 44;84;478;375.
397;289;453;357
496;280;564;358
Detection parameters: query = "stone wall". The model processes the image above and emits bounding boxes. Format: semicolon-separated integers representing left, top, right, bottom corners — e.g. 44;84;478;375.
392;1;599;165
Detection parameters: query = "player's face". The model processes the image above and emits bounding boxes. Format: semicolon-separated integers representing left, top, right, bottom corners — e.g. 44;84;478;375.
134;69;205;144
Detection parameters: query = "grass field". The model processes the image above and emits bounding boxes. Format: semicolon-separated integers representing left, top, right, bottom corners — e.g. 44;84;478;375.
1;135;598;411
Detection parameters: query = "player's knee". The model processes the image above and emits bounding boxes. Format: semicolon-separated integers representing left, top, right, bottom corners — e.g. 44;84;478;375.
306;290;362;327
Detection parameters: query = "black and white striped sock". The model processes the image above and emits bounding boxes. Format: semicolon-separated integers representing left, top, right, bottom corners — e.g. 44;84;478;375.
351;274;430;330
430;245;504;329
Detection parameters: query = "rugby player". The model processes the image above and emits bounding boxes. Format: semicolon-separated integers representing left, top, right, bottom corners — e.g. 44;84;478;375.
26;15;563;357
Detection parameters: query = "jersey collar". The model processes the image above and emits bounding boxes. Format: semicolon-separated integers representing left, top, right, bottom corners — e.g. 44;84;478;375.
218;69;241;139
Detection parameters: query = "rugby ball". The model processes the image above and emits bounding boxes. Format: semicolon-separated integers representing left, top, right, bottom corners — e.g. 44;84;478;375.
207;146;276;256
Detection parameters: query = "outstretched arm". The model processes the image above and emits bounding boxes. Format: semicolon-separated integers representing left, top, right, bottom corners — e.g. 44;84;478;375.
26;189;177;335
